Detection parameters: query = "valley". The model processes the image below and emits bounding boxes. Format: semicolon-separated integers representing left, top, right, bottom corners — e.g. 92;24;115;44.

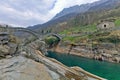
0;0;120;80
31;0;120;64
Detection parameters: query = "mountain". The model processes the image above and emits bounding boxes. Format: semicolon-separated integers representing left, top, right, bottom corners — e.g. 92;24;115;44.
53;0;109;20
28;0;120;33
89;0;120;11
53;0;120;20
28;12;78;30
28;0;107;30
52;4;90;20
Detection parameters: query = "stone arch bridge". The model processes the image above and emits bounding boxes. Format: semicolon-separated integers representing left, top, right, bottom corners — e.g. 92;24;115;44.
0;27;62;41
0;27;40;39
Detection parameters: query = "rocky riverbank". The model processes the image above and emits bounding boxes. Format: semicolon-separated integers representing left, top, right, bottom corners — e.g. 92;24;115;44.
50;42;120;63
0;37;105;80
0;52;106;80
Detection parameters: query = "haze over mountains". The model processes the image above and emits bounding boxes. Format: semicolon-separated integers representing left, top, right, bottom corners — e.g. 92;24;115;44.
29;0;120;33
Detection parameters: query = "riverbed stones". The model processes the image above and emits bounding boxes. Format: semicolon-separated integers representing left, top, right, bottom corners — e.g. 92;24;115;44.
113;57;120;63
94;55;104;61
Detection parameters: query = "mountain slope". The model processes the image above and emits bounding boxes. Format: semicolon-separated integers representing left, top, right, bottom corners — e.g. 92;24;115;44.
29;0;120;34
89;0;120;11
52;4;90;20
28;0;108;30
28;12;78;30
53;0;109;20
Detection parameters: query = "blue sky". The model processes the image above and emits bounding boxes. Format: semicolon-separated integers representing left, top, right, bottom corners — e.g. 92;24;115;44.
0;0;99;27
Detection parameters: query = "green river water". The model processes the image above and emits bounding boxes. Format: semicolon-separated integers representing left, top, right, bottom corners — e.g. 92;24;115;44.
47;51;120;80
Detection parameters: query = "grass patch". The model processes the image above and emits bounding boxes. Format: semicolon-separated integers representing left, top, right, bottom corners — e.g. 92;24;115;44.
59;24;97;35
115;19;120;26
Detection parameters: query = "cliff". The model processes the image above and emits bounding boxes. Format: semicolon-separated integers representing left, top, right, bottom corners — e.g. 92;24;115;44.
52;41;120;63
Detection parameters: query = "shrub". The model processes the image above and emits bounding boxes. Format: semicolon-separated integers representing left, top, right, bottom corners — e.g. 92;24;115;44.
45;36;59;47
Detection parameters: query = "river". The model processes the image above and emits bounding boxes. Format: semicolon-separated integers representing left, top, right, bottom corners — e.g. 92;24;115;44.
47;51;120;80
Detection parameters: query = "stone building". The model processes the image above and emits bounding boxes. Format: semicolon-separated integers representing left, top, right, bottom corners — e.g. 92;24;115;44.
97;21;115;30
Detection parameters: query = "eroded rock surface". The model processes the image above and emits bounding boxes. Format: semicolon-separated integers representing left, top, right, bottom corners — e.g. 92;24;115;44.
0;54;105;80
0;43;17;58
0;56;52;80
0;37;105;80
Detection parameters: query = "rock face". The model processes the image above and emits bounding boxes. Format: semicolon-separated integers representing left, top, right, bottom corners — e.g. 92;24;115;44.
53;41;120;63
0;45;10;55
0;43;17;58
0;56;52;80
0;55;105;80
0;36;105;80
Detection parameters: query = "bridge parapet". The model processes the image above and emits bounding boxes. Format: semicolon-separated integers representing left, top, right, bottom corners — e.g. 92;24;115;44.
0;26;40;39
0;26;63;44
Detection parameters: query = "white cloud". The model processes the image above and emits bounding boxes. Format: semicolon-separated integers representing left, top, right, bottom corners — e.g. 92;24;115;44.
0;0;99;27
0;0;56;27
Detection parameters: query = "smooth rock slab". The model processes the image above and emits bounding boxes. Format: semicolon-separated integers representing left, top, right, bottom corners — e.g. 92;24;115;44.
0;56;52;80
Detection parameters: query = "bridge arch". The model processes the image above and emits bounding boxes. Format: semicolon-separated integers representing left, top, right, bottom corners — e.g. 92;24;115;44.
0;27;39;39
44;33;61;42
44;33;62;48
0;27;41;46
14;28;39;39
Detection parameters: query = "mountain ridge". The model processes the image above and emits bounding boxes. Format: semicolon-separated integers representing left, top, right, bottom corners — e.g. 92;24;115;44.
52;0;109;20
28;0;120;34
28;0;108;30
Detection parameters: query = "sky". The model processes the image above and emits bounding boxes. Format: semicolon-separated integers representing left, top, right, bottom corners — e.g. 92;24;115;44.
0;0;99;27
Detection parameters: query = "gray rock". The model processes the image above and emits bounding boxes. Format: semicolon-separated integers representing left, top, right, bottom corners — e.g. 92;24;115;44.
0;55;88;80
0;56;52;80
0;34;105;80
0;45;10;57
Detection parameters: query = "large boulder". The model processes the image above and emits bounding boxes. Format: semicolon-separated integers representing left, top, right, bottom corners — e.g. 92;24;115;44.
0;43;17;57
0;54;105;80
0;55;87;80
0;56;52;80
0;45;10;56
26;40;48;55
